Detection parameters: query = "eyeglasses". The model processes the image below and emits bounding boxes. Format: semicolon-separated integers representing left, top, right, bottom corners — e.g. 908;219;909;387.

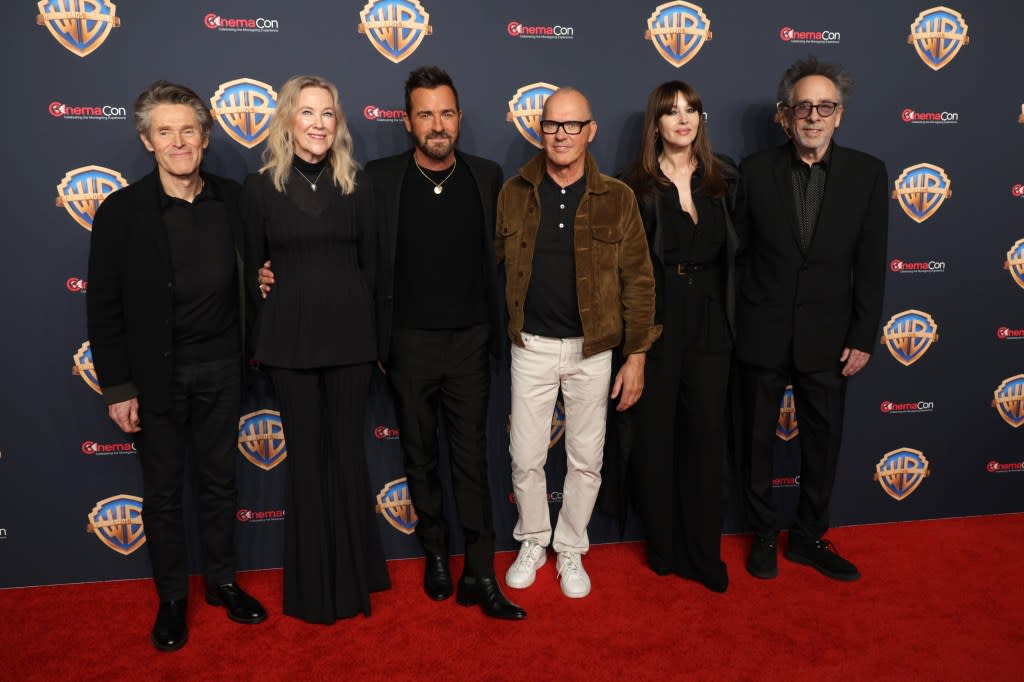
539;119;592;135
787;102;840;119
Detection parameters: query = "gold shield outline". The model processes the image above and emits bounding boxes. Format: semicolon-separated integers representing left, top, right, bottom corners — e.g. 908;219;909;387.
1003;238;1024;291
358;0;433;64
506;82;558;149
237;409;287;471
908;6;969;71
86;494;145;555
891;163;952;224
874;448;930;501
644;1;712;69
210;78;278;149
55;165;127;232
376;477;418;534
36;0;121;58
881;309;939;367
992;375;1024;429
72;340;102;395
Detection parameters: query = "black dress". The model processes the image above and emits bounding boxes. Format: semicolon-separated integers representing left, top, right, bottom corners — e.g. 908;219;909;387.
242;157;390;623
630;176;733;592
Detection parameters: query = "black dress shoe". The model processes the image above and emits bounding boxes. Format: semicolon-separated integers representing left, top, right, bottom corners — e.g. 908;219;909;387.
746;532;779;579
151;598;187;652
205;583;267;624
423;554;453;601
784;533;860;581
456;576;526;620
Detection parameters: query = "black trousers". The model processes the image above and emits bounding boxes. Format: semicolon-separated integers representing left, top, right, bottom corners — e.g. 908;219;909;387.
386;324;495;578
631;340;730;584
136;356;239;601
267;363;390;624
741;361;846;539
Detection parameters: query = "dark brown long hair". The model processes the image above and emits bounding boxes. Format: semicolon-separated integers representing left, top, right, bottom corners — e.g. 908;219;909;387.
625;80;725;203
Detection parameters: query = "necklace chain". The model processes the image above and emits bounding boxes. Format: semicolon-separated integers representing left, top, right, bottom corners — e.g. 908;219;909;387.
293;165;327;192
414;157;456;195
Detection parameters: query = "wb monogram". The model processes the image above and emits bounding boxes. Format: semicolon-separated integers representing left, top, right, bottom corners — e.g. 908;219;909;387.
87;494;145;555
210;79;278;149
875;449;930;501
992;375;1024;429
507;83;557;149
237;410;287;471
55;165;127;231
908;6;969;71
881;310;939;367
376;478;418;534
358;0;433;64
892;163;952;223
36;0;121;58
776;386;799;441
644;1;712;68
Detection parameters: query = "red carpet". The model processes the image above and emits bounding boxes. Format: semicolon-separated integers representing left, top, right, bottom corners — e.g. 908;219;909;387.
2;514;1021;681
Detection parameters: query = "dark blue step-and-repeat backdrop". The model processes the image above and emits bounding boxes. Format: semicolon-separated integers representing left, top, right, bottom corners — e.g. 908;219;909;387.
0;1;1021;588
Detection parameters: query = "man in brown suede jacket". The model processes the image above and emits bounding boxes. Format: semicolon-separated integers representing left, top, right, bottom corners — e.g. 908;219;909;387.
496;87;660;599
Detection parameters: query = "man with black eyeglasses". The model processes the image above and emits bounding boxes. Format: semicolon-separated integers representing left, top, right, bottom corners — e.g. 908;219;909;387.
736;57;888;582
496;87;659;599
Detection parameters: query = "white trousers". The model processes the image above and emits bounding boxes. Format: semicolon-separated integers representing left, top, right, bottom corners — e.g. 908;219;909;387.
510;333;611;554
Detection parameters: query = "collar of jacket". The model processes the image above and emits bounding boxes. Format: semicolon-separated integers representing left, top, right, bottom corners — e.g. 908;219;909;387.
517;151;609;195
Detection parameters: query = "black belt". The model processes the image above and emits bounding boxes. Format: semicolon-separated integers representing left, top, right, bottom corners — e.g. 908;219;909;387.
669;261;719;276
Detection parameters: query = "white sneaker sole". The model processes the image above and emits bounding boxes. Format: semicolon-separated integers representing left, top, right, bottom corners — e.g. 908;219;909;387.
560;581;590;599
505;552;546;589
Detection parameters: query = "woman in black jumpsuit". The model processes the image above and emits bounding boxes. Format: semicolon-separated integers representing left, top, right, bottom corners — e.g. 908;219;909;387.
243;75;390;622
624;81;739;593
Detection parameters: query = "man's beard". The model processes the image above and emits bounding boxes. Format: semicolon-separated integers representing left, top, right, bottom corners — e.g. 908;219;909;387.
417;132;456;161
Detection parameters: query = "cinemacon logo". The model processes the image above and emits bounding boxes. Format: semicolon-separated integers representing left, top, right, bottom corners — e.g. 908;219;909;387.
363;105;404;122
987;460;1024;473
374;426;400;440
772;476;800;488
996;326;1024;340
204;13;279;31
779;27;840;43
82;440;136;455
49;101;127;119
66;277;87;293
507;21;574;38
1012;184;1024;197
236;508;286;522
901;108;959;123
880;401;934;414
890;259;946;273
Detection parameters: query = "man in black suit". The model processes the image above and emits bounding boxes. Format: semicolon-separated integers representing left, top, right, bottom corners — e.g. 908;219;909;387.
737;57;888;581
259;66;524;619
88;82;265;652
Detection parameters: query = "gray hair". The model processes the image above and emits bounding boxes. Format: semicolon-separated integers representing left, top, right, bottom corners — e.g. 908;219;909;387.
134;81;213;138
776;56;853;106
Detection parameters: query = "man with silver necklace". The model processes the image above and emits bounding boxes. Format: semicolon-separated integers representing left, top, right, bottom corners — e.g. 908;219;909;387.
260;66;523;619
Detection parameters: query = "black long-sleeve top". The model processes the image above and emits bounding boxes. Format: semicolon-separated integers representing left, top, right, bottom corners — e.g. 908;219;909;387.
242;159;376;368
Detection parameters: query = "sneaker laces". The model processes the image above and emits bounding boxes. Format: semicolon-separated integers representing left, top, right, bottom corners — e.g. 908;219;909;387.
557;552;582;578
512;541;541;569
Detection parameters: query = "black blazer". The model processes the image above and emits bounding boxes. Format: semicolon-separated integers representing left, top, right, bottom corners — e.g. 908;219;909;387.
364;150;505;365
86;170;247;411
735;142;888;372
635;154;741;336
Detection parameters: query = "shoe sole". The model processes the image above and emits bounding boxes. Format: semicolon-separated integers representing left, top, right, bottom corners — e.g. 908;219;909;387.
504;553;546;590
560;585;590;599
783;550;861;582
745;563;778;580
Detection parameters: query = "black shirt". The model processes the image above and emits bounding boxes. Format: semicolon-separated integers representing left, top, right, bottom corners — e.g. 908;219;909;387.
523;173;586;338
159;176;238;364
790;142;832;251
393;155;488;330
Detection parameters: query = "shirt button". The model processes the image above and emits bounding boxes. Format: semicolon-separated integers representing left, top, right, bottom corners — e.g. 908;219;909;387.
558;223;564;229
561;189;566;195
560;204;565;209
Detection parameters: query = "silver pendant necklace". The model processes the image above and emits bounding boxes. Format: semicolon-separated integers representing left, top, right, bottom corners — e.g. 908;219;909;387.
414;157;456;195
293;165;327;192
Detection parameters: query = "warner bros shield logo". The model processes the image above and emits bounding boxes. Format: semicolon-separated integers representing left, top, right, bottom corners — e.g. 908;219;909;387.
1004;238;1024;291
210;79;278;149
881;309;939;366
36;0;121;58
87;494;145;555
892;163;952;223
376;478;418;534
992;375;1024;428
908;6;969;71
644;1;712;68
56;165;127;231
358;0;433;64
238;409;287;471
776;385;799;441
72;341;102;394
874;448;930;501
507;83;557;149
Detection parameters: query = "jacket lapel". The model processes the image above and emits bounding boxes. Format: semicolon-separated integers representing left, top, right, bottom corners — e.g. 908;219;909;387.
771;147;803;251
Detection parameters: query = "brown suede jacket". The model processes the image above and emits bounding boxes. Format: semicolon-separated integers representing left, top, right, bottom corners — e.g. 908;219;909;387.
495;152;661;358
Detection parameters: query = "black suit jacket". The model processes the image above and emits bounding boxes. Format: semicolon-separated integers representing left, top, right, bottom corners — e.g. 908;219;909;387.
735;143;888;372
364;150;505;365
86;170;247;411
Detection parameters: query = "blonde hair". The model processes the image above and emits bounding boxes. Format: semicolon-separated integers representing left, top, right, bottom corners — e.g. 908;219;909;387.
260;75;358;194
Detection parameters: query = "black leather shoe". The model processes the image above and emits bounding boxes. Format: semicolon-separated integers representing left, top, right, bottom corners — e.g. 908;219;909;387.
205;583;267;624
746;532;779;579
784;533;860;581
456;576;526;620
423;554;453;601
151;598;187;652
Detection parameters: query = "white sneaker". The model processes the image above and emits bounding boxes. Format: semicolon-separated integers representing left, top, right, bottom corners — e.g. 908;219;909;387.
556;551;591;599
505;540;547;589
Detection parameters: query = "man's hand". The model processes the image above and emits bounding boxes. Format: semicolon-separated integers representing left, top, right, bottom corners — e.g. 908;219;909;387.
840;347;871;377
257;260;274;299
610;353;646;412
108;398;141;433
